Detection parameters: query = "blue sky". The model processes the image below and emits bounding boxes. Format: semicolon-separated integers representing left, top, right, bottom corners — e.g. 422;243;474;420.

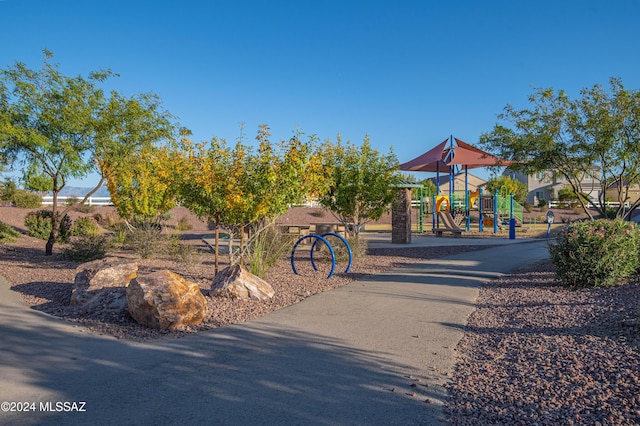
2;0;640;187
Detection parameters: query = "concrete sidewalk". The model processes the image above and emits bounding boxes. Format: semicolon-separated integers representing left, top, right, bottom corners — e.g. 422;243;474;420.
0;239;551;425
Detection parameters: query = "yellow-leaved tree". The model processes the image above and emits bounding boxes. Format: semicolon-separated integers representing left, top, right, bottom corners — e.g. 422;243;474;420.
105;143;179;226
176;125;326;275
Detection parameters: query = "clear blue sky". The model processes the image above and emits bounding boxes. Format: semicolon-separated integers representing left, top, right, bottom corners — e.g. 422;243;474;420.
2;0;640;187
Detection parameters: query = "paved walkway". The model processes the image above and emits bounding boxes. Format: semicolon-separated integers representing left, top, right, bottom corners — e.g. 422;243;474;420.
0;236;551;425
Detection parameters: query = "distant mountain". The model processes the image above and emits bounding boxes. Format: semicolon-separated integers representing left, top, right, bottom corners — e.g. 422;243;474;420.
52;185;111;198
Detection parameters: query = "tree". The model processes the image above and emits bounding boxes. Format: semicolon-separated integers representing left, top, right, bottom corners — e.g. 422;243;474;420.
0;50;176;254
0;178;16;202
175;133;232;273
0;50;112;254
317;135;400;237
176;125;324;274
557;185;581;205
484;175;527;204
94;91;176;195
418;178;437;197
105;143;179;223
480;78;640;220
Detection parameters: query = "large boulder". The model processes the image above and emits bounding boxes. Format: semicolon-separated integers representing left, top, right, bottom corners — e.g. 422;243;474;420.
126;270;207;330
210;264;275;301
70;259;138;313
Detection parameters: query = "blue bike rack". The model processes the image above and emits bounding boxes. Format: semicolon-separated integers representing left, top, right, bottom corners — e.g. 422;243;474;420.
309;232;352;274
290;232;352;279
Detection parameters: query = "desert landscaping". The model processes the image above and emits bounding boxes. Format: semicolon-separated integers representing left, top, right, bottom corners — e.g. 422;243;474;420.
0;204;495;340
1;204;639;424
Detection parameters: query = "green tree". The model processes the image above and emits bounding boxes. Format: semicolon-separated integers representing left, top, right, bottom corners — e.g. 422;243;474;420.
317;135;400;237
484;175;527;204
557;184;581;205
0;51;176;254
418;178;437;197
0;178;16;202
481;78;640;220
94;91;176;194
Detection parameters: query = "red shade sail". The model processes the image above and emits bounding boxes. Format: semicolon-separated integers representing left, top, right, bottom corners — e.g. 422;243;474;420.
399;137;511;172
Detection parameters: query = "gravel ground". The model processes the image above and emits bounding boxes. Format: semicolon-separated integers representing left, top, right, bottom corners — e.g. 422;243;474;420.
0;232;488;341
2;206;639;425
445;260;640;425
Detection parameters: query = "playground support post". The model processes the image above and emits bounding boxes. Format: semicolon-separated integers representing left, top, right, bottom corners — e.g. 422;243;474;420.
510;194;514;220
419;187;424;233
493;189;499;234
508;195;515;239
479;188;484;233
465;165;470;232
432;194;437;230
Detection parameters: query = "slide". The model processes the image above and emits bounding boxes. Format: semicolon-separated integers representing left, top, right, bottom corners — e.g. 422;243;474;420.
438;211;462;230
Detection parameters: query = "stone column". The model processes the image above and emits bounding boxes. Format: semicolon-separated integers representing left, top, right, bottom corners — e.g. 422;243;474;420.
391;188;412;244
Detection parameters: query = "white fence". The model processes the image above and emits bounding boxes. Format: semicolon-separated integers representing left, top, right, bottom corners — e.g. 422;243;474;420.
548;200;630;209
41;196;113;206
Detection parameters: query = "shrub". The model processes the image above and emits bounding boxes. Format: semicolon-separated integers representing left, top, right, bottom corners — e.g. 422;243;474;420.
163;233;198;266
75;203;96;214
107;221;129;248
319;233;366;264
72;217;101;237
103;212;122;229
12;190;43;208
604;207;618;219
523;202;534;213
175;216;193;231
549;218;640;287
24;210;72;242
63;234;110;262
345;235;367;260
0;221;21;243
92;213;104;224
65;196;80;206
245;226;292;278
127;221;163;259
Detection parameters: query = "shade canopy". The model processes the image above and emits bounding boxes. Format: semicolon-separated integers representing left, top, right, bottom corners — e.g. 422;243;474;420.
398;137;511;173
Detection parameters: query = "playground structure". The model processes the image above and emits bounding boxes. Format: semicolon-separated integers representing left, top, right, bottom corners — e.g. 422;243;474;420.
400;135;518;237
428;189;524;235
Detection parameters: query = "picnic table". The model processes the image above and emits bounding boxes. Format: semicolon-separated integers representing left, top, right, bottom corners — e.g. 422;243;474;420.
313;223;349;237
276;223;312;237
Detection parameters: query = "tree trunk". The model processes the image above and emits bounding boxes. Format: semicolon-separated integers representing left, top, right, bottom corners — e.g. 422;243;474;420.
46;208;60;256
45;233;55;256
213;219;219;275
46;188;60;256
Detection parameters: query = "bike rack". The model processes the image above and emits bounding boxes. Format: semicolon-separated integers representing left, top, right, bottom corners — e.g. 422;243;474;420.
290;232;352;279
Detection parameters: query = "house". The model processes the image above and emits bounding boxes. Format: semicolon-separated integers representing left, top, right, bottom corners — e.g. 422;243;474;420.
504;169;601;206
604;180;640;204
425;172;487;195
